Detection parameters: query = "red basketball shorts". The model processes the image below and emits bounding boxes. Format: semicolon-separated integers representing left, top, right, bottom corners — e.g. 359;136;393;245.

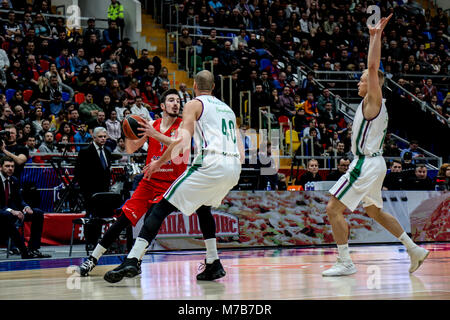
121;179;172;226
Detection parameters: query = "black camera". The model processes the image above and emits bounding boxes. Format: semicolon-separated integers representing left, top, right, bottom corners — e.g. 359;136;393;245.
0;130;10;145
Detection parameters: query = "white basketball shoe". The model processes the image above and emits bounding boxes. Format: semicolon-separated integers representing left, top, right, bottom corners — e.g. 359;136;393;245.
407;246;429;273
322;257;357;277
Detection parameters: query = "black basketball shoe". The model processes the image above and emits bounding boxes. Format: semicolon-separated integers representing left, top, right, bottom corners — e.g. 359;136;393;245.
104;258;139;283
137;260;142;275
196;259;226;281
79;256;97;277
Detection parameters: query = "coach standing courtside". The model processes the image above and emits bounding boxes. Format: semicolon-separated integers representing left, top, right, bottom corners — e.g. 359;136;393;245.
74;127;113;251
0;156;51;258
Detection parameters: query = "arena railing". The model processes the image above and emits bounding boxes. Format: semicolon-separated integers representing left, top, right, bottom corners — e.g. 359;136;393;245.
297;67;355;122
385;77;449;127
297;67;444;169
182;45;200;77
166;24;258;34
153;0;177;27
0;8;109;29
0;7;144;53
166;25;258;73
219;74;232;106
391;73;449;96
239;90;251;128
299;67;449;125
313;70;361;103
166;31;178;63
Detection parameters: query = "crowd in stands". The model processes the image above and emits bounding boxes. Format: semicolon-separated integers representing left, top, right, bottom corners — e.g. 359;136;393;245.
288;157;449;191
170;0;449;162
0;0;173;166
0;0;445;180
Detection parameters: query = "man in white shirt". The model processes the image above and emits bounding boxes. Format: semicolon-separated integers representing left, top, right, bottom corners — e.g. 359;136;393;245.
130;96;152;120
0;48;9;70
285;2;300;19
302;118;321;140
299;13;310;35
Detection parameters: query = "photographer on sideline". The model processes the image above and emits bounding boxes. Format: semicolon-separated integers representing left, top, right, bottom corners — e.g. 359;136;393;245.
0;124;29;179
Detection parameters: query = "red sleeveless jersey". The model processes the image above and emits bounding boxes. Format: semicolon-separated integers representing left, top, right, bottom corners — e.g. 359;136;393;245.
145;117;186;182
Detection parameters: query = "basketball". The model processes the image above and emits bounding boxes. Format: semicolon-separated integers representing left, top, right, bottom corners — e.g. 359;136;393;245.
122;115;145;140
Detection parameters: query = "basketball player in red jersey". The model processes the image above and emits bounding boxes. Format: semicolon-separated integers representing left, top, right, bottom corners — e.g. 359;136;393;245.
79;89;220;277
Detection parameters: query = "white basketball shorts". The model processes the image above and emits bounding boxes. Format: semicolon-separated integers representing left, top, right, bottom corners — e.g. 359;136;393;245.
163;154;241;216
329;155;386;212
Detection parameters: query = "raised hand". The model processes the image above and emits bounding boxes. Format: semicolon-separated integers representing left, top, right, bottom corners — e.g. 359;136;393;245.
368;13;393;36
137;119;157;138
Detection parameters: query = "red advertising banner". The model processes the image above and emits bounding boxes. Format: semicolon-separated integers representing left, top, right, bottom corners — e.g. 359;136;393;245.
154;190;450;250
22;191;448;248
23;212;239;245
132;212;239;239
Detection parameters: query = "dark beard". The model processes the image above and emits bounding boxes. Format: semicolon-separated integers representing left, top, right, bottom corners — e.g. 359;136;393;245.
167;112;179;118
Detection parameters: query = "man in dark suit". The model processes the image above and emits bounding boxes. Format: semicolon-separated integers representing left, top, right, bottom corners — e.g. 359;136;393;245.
1;125;29;179
382;160;405;190
74;127;113;249
404;164;434;191
327;157;351;181
0;156;51;258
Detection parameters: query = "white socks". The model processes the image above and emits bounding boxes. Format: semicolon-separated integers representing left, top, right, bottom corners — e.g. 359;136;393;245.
398;232;417;250
205;238;219;264
91;244;107;261
127;238;217;263
127;237;149;260
337;244;352;262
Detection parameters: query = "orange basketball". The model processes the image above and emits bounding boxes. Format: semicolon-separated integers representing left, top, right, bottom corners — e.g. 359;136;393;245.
122;114;145;140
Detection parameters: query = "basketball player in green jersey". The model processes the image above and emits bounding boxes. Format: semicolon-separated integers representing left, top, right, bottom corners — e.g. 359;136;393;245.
104;70;243;283
323;14;429;276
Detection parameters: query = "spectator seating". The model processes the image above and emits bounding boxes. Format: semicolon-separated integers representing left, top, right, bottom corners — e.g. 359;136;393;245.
74;93;85;104
62;92;70;102
23;90;33;102
285;129;301;153
278;115;290;134
6;89;16;102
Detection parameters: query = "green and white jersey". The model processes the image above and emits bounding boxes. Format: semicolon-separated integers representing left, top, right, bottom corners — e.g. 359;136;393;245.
193;95;240;159
351;98;388;157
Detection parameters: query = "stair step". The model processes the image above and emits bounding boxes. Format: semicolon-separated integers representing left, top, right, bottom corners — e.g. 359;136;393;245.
140;12;194;89
141;28;166;35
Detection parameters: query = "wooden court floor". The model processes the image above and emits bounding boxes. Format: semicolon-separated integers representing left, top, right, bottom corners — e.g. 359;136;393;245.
0;243;449;300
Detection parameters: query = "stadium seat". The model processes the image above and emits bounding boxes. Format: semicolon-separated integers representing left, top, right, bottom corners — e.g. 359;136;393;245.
6;89;16;102
278;115;290;133
1;42;9;51
40;59;50;72
190;55;203;74
6;221;24;258
62;91;70;102
74;92;85;104
69;192;123;257
255;49;267;56
423;31;432;40
278;115;289;124
23;89;33;102
285;129;300;153
259;58;272;71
